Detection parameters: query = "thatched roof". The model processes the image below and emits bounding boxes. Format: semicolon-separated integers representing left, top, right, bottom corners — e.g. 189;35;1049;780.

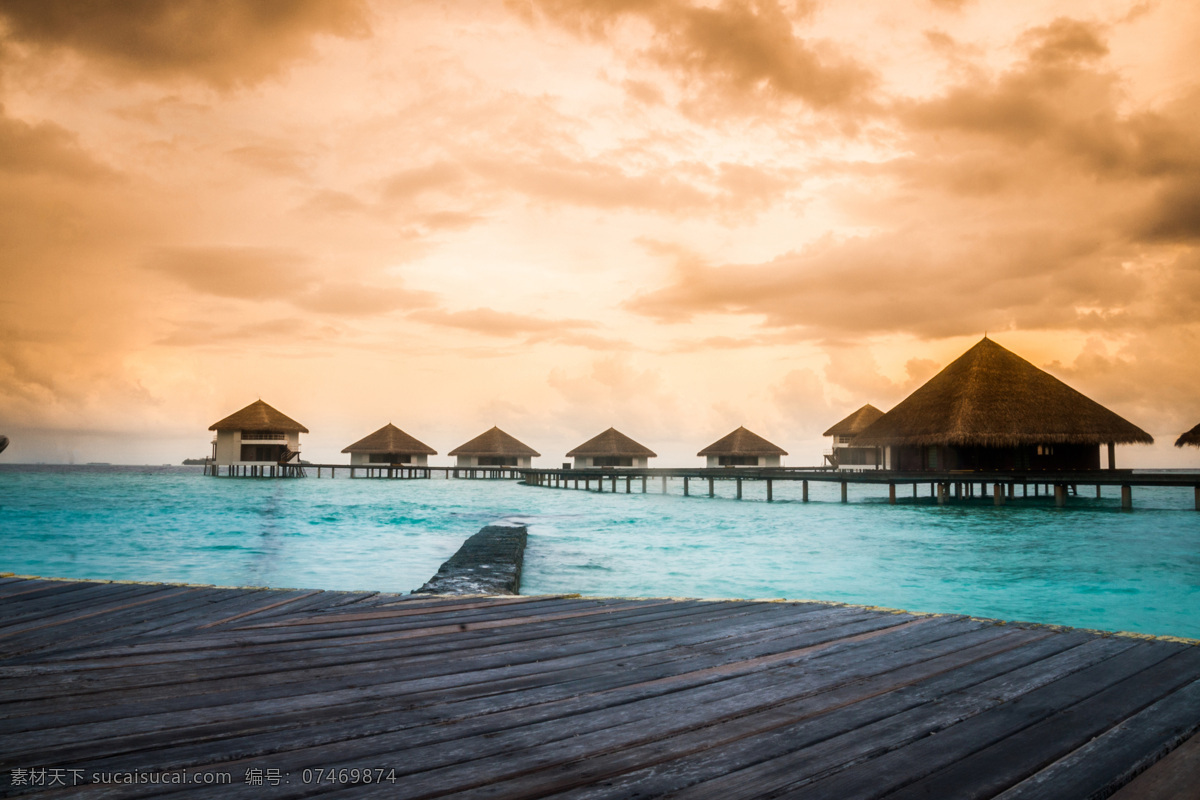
1176;423;1200;448
566;428;656;458
823;404;885;437
448;426;540;457
852;338;1153;448
698;426;788;457
209;400;308;433
341;423;436;455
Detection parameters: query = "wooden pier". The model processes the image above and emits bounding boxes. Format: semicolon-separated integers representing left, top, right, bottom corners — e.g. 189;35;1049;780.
518;467;1200;510
207;465;524;480
0;576;1197;797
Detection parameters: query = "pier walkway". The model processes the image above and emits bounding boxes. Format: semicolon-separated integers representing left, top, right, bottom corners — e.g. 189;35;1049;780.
518;467;1200;509
1;576;1197;797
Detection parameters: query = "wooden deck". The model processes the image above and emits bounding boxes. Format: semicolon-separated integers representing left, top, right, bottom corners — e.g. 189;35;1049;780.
1;577;1197;798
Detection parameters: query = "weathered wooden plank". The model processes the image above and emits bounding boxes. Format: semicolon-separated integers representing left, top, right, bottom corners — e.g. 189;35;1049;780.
0;579;97;603
0;583;165;628
377;630;1059;800
1108;730;1200;800
548;631;1093;800
20;610;914;783
780;640;1185;800
0;601;782;721
0;587;232;658
0;608;914;763
59;617;982;798
997;680;1200;800
662;635;1141;800
887;651;1200;799
0;600;778;714
0;598;704;697
0;587;194;655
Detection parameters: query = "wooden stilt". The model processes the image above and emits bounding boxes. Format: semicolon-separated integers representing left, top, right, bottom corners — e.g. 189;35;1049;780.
625;476;631;494
938;483;948;505
802;480;809;502
1096;484;1102;499
1054;484;1066;507
766;479;773;502
683;478;689;497
1008;483;1014;498
736;478;742;500
611;475;617;493
1122;485;1133;510
661;475;667;494
913;483;918;499
1194;485;1199;511
888;483;896;505
841;481;848;503
994;483;1004;506
641;476;647;493
708;477;714;498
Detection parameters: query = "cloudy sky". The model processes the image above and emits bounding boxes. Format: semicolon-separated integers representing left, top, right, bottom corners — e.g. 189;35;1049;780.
1;0;1198;466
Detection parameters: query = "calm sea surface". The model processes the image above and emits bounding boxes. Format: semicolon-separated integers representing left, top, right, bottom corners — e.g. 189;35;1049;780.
1;465;1197;639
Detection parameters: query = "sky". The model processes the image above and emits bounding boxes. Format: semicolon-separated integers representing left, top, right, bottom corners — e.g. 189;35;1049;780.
1;0;1198;467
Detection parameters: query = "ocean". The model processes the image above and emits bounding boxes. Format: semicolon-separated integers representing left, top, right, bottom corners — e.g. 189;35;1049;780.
1;465;1197;639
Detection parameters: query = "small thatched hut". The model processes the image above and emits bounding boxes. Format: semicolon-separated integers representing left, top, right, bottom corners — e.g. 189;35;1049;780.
698;426;787;467
852;337;1152;471
448;426;540;468
823;404;884;469
342;423;436;466
566;428;656;468
1176;423;1200;448
209;400;307;466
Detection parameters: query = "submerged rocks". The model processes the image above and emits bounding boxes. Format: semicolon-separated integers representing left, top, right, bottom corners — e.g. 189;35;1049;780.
414;524;528;596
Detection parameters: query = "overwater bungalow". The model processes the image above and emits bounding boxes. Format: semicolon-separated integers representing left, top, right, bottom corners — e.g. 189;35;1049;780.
698;426;787;467
448;426;539;468
823;404;885;469
209;400;306;467
566;428;656;468
852;337;1152;471
1176;423;1200;448
342;423;436;466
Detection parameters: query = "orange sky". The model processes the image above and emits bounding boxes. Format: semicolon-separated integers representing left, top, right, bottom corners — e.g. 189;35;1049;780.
1;0;1198;467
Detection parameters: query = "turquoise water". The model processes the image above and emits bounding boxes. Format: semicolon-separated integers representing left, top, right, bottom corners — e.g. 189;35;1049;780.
1;466;1197;639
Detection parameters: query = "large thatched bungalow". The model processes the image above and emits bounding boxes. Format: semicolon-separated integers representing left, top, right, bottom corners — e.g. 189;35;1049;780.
567;428;656;468
449;426;539;468
1176;424;1200;448
823;404;884;469
698;426;787;467
852;338;1152;472
342;423;436;466
209;400;306;467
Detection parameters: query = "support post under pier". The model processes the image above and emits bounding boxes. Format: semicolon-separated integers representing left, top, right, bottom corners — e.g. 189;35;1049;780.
840;481;848;503
802;480;809;503
1055;484;1067;507
888;483;896;505
1122;485;1133;510
994;483;1004;506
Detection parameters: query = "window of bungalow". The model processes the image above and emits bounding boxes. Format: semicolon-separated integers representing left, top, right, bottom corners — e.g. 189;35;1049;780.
718;455;759;466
